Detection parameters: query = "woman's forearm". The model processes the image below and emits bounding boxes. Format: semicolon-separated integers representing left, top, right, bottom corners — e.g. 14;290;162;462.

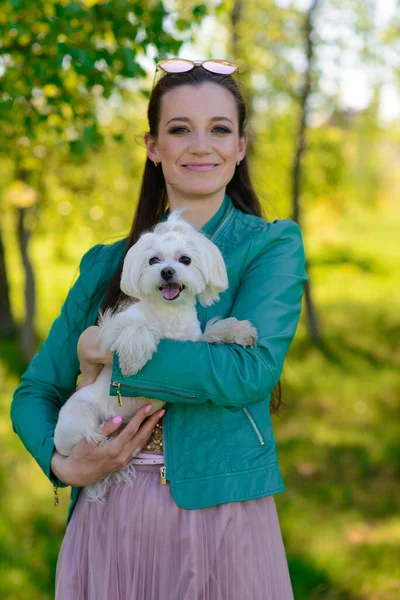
77;326;114;389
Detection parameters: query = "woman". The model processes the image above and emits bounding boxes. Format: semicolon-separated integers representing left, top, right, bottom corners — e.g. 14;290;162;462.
11;59;308;599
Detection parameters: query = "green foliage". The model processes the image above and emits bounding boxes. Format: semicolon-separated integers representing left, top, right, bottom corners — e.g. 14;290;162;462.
0;0;206;164
275;209;400;599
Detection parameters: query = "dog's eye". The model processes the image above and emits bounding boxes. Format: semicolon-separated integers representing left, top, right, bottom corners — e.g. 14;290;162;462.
179;255;191;266
149;257;160;265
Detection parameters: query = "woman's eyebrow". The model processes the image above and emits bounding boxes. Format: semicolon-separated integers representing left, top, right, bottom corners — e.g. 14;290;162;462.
166;116;234;125
166;117;190;125
211;117;234;125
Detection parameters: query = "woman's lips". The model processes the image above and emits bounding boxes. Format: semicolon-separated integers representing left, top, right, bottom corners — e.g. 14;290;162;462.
182;163;219;171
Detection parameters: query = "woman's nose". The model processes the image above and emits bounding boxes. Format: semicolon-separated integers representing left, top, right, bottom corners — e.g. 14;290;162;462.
189;133;212;154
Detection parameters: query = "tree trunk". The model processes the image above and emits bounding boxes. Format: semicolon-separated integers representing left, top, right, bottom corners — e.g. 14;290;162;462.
0;222;16;336
230;0;242;58
230;0;255;156
291;0;322;346
16;207;36;360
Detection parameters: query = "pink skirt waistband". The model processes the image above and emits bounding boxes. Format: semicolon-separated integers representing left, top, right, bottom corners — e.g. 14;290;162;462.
131;451;164;466
133;463;164;473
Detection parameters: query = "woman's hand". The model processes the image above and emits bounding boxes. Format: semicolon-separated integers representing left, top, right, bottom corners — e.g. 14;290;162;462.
77;325;113;389
51;405;165;487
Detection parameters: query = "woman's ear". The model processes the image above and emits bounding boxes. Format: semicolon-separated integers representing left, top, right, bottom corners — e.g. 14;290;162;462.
238;132;248;163
144;132;160;164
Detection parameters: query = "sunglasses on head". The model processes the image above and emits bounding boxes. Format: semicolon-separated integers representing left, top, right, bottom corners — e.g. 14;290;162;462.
157;58;240;76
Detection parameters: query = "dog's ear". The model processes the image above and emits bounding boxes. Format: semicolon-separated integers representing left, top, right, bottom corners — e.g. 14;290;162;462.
196;236;228;307
120;236;150;299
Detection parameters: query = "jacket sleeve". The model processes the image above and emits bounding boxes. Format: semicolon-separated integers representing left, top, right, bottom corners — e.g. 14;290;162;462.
10;244;104;487
110;219;308;409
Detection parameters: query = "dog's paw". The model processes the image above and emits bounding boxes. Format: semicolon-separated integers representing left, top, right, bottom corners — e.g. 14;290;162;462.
201;317;258;347
116;326;160;376
118;351;148;377
231;319;258;347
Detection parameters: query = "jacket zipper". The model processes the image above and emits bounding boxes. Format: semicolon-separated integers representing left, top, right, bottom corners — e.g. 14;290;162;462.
111;381;196;400
243;407;265;446
53;485;59;507
113;382;124;406
160;466;167;484
160;409;169;485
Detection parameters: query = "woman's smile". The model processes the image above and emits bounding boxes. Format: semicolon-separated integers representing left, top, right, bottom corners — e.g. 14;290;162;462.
181;163;220;171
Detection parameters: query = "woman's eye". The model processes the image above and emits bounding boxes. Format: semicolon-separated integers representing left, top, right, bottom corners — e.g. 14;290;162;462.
179;255;191;266
149;257;160;265
168;127;189;135
213;126;231;134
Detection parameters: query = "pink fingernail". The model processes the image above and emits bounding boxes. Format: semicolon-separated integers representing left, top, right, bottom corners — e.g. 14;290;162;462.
145;405;152;414
113;416;122;425
159;409;165;418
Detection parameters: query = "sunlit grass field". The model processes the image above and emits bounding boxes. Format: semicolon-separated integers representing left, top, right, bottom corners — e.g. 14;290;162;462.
1;203;399;599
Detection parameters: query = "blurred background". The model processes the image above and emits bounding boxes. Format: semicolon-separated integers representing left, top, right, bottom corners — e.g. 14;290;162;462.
1;0;399;598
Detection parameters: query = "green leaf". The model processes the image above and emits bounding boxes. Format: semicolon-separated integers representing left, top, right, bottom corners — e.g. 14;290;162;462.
193;4;208;18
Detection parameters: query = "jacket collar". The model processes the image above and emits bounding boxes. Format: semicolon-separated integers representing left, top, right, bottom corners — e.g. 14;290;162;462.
201;194;233;238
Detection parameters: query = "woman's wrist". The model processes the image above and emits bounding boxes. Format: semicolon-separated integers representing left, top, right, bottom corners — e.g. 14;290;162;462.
50;449;71;486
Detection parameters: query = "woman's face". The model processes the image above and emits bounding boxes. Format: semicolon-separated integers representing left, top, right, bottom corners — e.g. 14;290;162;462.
145;82;247;202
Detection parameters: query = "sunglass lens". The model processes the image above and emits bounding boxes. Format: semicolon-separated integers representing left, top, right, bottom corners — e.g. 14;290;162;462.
202;60;238;75
158;59;194;73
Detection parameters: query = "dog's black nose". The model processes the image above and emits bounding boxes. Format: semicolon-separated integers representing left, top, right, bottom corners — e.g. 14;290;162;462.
161;267;175;281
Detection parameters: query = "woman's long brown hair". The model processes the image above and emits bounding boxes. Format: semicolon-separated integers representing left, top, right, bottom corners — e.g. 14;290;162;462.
99;66;282;413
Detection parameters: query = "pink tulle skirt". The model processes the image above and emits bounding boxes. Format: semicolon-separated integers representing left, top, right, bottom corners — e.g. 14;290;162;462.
55;463;293;599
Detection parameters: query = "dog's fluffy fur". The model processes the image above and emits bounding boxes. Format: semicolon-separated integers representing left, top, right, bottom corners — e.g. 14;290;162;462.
54;211;257;502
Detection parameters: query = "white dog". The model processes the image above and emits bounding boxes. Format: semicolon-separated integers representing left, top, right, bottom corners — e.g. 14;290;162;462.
54;211;257;502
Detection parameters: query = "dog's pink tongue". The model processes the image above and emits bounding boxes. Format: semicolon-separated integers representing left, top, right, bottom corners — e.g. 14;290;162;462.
162;284;180;300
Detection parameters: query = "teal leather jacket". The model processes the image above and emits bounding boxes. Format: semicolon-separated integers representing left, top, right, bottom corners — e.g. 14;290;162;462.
11;195;307;522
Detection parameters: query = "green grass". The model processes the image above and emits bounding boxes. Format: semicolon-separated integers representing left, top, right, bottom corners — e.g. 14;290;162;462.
1;205;399;599
274;207;400;599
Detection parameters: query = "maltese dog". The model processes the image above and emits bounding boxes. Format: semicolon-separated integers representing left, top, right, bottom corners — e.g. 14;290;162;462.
54;211;257;502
